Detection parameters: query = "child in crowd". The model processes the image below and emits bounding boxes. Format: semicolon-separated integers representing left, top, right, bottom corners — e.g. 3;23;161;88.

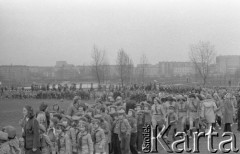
39;124;55;154
91;119;106;154
166;106;178;143
77;121;93;154
127;109;138;154
48;117;60;153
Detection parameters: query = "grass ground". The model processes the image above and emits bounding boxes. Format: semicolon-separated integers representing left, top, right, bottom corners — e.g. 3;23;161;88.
0;99;239;154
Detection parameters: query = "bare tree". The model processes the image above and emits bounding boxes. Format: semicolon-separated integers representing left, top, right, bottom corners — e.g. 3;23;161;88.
139;54;148;84
101;60;110;84
91;45;105;85
127;57;134;84
116;49;133;87
189;41;216;85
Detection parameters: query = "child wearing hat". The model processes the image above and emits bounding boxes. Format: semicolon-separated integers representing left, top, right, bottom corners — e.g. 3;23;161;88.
115;107;131;154
176;95;188;133
91;119;106;154
85;108;95;119
77;121;93;154
141;102;152;125
166;106;178;143
37;102;50;130
151;97;166;133
48;117;60;154
99;106;112;154
0;130;10;154
109;105;117;114
111;112;121;154
57;115;77;154
67;96;81;117
127;109;138;154
56;122;67;154
188;94;201;138
164;96;177;116
94;114;110;154
109;111;118;154
39;124;55;154
1;126;21;154
100;106;112;128
75;103;86;117
135;103;144;152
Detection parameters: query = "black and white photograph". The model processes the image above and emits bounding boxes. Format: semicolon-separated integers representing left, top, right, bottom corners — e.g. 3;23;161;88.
1;0;240;153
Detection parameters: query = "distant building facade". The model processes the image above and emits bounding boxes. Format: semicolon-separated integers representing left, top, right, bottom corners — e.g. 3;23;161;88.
158;62;196;77
135;64;159;78
0;65;30;86
54;61;79;80
1;56;240;87
216;55;240;75
55;61;68;67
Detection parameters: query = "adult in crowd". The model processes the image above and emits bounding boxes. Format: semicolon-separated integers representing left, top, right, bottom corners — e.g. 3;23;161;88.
188;94;201;137
237;91;240;131
201;94;217;132
223;93;235;132
67;96;81;117
36;102;50;130
213;93;223;129
22;105;41;154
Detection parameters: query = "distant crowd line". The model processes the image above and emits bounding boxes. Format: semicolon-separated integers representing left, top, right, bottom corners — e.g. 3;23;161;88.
0;83;203;100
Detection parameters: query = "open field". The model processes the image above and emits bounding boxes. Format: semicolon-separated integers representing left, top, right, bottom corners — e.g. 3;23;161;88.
0;99;240;154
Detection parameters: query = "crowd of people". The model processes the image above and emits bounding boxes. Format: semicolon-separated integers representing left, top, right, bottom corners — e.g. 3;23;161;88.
0;82;198;100
0;85;240;154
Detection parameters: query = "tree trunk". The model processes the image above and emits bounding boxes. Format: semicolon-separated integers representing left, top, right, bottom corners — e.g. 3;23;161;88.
96;66;100;85
121;78;124;88
203;76;207;86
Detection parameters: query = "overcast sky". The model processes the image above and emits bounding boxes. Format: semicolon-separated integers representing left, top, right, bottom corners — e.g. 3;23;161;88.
0;0;240;66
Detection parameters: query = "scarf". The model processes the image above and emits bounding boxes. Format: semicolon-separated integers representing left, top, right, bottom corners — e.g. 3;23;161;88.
118;119;123;141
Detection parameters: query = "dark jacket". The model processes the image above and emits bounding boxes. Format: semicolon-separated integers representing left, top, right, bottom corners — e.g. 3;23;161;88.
23;117;41;150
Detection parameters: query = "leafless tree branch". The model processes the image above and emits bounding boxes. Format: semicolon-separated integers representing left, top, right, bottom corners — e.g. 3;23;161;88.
189;41;216;85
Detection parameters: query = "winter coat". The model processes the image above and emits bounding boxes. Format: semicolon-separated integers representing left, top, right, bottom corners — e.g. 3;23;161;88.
77;132;93;154
23;118;41;150
91;127;105;153
223;100;235;124
201;99;217;123
58;127;76;154
40;134;55;154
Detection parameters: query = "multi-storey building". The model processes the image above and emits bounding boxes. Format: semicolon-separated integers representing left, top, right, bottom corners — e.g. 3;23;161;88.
0;65;30;86
216;55;240;75
158;61;196;77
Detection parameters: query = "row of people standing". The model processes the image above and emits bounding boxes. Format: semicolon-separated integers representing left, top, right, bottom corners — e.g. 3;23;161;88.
0;90;239;154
